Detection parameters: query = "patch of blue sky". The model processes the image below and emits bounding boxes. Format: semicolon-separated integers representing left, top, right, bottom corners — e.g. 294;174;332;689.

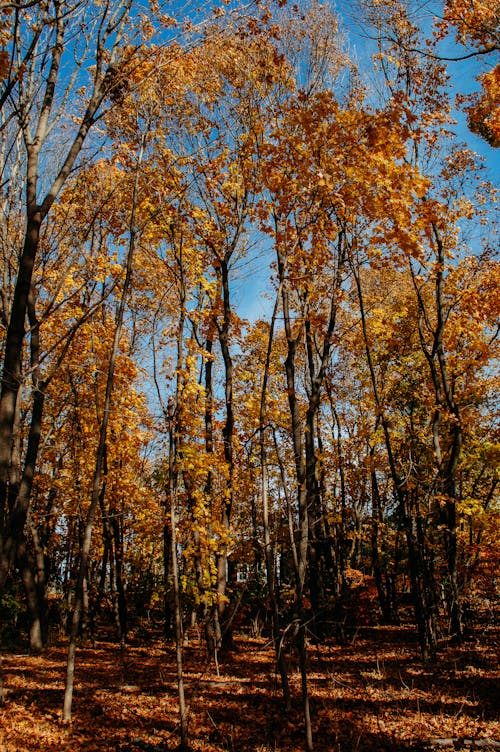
231;231;277;322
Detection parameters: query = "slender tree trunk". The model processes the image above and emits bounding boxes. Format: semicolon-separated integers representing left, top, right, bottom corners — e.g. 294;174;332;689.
162;246;190;749
201;335;222;658
272;429;299;579
327;399;348;599
215;257;234;650
62;132;143;722
96;534;109;615
370;455;399;625
258;282;291;709
98;478;117;630
163;510;173;637
111;506;127;645
403;491;438;662
276;236;312;750
352;255;438;661
410;223;463;642
302;232;345;638
168;422;189;750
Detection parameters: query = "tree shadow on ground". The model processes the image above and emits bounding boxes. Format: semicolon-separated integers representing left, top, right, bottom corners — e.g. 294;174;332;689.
0;626;498;751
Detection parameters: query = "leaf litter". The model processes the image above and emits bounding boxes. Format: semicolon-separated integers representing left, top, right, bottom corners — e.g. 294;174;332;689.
0;625;499;751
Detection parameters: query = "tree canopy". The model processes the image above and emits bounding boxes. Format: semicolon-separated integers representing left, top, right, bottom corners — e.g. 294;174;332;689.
0;1;498;749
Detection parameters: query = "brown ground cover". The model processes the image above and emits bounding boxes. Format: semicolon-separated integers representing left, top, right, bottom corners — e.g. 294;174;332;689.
0;625;499;752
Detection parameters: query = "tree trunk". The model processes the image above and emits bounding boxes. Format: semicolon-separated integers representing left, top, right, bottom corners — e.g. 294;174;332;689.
163;511;174;638
63;130;142;722
370;460;399;625
277;236;312;749
168;419;189;750
0;0;133;597
353;255;438;661
411;223;463;642
24;518;50;652
111;506;127;644
259;283;291;709
215;257;234;651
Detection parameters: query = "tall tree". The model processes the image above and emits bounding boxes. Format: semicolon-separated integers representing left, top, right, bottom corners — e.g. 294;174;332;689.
63;126;147;722
0;0;137;604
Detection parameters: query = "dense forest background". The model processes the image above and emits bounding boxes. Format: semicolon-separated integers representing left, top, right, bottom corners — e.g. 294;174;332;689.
0;0;498;749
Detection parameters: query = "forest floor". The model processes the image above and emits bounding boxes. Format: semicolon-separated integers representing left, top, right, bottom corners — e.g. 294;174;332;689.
0;623;499;752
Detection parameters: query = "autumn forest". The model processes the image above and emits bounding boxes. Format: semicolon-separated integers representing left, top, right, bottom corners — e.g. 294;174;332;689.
0;0;499;750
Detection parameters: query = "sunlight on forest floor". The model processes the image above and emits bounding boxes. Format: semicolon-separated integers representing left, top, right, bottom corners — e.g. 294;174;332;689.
1;626;499;751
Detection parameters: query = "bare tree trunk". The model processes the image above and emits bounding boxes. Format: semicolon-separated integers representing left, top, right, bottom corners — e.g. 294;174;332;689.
168;421;189;750
276;236;313;751
163;510;174;638
258;282;291;709
328;400;348;599
370;449;399;625
110;503;127;645
215;257;234;651
202;335;223;658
